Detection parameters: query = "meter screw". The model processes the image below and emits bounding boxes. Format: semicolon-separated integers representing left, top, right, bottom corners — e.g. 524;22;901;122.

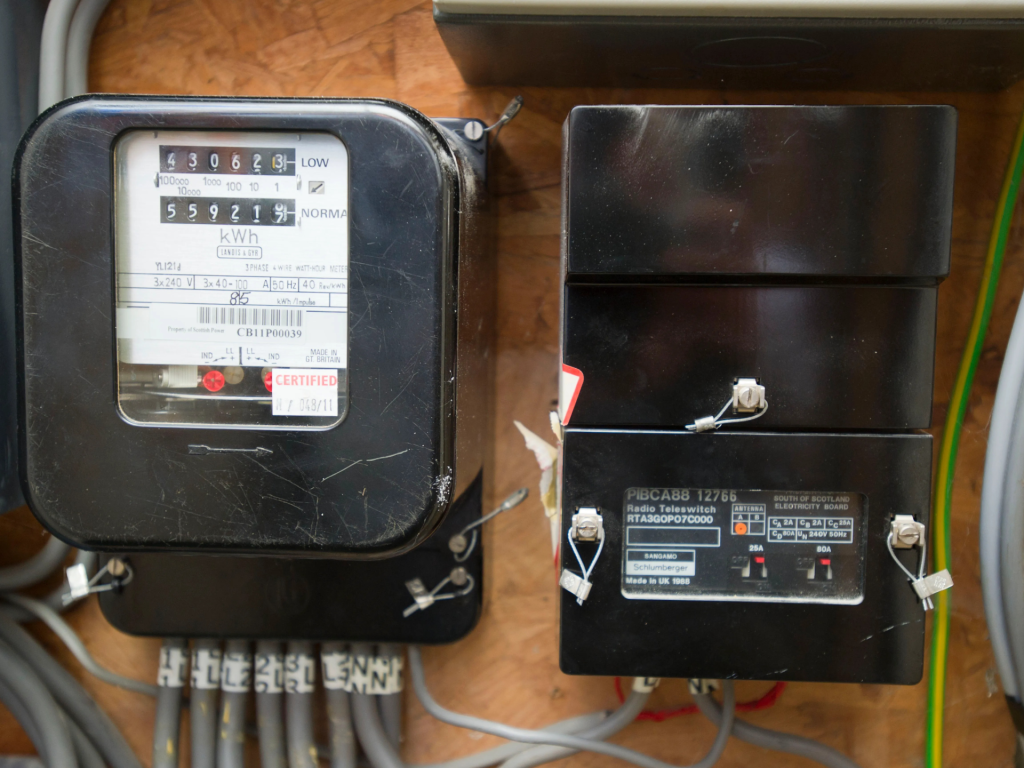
447;487;529;562
686;378;769;432
449;567;469;587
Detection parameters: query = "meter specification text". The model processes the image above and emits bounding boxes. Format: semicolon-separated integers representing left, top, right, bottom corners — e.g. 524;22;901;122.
621;488;868;605
115;130;350;370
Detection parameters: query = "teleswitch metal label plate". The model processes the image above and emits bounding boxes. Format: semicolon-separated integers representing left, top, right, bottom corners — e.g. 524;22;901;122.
620;488;867;604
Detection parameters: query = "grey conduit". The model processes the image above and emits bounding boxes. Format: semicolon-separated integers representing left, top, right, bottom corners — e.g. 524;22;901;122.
1002;376;1024;699
0;534;70;591
0;612;142;768
63;0;110;97
286;641;318;768
693;693;860;768
982;287;1024;700
153;638;186;768
68;717;106;768
405;646;735;768
497;690;650;768
357;693;607;768
216;640;251;768
191;639;222;768
256;641;287;768
378;643;403;751
0;638;77;768
322;642;356;768
5;593;158;696
0;674;46;755
37;0;78;111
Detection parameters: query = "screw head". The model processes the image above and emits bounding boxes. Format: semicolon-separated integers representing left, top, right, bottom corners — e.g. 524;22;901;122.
107;557;127;577
464;121;484;141
737;387;759;409
895;524;921;547
448;534;468;554
450;566;469;586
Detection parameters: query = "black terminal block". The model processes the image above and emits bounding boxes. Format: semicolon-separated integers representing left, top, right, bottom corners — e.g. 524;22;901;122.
558;105;955;684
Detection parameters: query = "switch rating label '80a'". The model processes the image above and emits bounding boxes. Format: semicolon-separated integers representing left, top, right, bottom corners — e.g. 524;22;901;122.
621;487;868;605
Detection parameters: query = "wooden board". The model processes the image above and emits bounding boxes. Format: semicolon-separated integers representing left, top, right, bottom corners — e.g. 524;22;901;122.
0;1;1021;764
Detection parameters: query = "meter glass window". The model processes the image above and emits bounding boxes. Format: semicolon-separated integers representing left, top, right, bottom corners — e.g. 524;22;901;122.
114;130;349;429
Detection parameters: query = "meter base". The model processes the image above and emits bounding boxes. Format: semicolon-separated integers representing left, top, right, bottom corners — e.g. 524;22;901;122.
98;473;482;643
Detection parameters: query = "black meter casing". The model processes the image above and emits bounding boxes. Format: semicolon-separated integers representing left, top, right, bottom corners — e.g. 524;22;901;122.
557;105;955;684
15;97;491;559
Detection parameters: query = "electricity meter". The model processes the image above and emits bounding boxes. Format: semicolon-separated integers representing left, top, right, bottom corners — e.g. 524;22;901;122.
15;97;491;558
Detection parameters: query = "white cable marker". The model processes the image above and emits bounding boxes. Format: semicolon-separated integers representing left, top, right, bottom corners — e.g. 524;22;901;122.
321;649;352;691
157;646;188;688
191;647;223;690
221;651;253;693
254;650;284;694
285;651;317;694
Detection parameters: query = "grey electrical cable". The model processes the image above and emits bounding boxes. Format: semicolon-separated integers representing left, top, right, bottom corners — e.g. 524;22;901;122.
1001;373;1024;699
286;641;318;768
257;641;287;768
37;0;79;111
322;642;357;768
404;647;734;768
216;639;250;768
693;692;859;768
0;612;142;768
981;287;1024;700
191;639;221;768
0;674;47;756
153;638;186;768
0;535;70;591
378;643;403;751
68;716;106;768
0;550;98;624
63;0;110;97
357;696;607;768
497;689;649;768
0;638;77;768
4;593;159;696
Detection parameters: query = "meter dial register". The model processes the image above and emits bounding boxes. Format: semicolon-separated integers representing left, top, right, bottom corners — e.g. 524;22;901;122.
115;130;349;428
15;97;490;559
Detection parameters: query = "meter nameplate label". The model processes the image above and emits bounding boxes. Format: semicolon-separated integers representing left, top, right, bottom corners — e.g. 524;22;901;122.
271;368;339;417
621;488;867;605
113;129;349;428
115;130;348;369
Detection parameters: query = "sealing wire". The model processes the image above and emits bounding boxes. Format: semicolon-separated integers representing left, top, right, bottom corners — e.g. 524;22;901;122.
927;105;1024;768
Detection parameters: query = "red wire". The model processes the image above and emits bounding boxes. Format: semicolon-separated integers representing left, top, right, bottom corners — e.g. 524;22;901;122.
613;677;787;722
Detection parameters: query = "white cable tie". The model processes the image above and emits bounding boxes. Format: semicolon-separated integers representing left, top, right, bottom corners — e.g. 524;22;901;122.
559;570;592;603
65;563;90;601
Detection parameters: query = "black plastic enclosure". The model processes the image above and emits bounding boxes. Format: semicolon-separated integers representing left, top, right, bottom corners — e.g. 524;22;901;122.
564;105;956;281
435;9;1024;92
15;97;490;558
557;106;951;684
559;430;931;684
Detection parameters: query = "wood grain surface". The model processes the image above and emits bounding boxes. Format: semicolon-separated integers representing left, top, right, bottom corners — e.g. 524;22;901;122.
0;1;1022;765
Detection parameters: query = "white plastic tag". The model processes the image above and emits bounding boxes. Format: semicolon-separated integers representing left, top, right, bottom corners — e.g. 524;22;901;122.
322;650;352;691
254;651;284;694
221;652;253;693
191;648;222;690
913;569;954;600
157;646;188;688
559;569;592;602
349;652;404;694
271;368;339;417
284;652;317;694
65;564;90;600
